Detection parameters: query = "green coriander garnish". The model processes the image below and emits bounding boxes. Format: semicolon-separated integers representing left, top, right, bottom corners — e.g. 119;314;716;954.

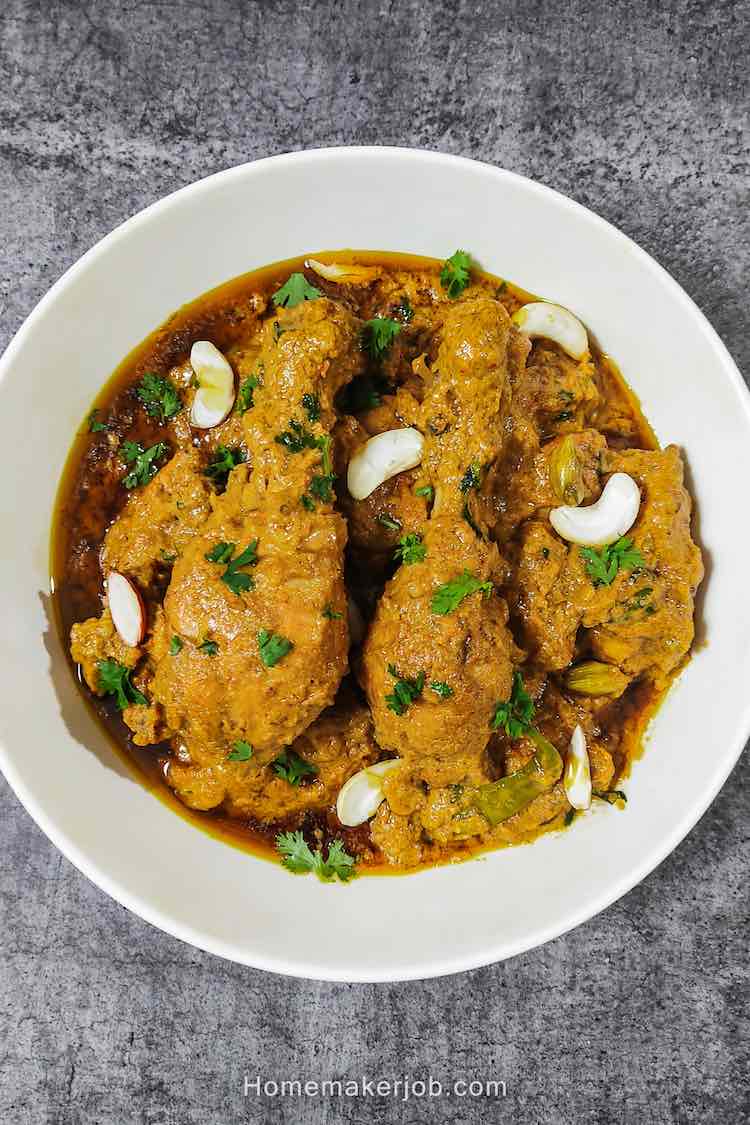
271;748;317;785
431;570;493;615
198;638;218;656
272;273;322;308
86;408;108;433
377;513;402;533
394;533;426;566
580;537;645;587
301;392;320;422
257;629;293;667
96;660;147;710
490;671;535;738
205;540;259;595
414;484;434;501
459;462;481;493
385;664;425;716
593;789;628;807
361;317;401;361
169;636;183;655
204;444;246;489
228;740;254;762
120;441;168;489
276;831;356;882
322;604;343;620
430;681;454;699
236;371;262;414
136;372;181;422
440;249;472;298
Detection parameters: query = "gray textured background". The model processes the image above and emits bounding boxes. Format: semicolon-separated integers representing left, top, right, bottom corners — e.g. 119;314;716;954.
1;1;748;1122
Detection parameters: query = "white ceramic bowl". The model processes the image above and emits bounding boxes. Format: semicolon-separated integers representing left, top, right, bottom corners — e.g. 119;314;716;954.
1;148;748;982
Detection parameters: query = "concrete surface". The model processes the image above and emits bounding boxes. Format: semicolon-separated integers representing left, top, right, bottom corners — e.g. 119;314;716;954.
1;1;748;1122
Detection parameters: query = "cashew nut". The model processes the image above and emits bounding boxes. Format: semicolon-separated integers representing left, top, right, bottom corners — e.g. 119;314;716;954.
549;472;640;546
347;428;424;500
563;725;591;811
512;302;588;360
190;340;236;429
336;759;402;827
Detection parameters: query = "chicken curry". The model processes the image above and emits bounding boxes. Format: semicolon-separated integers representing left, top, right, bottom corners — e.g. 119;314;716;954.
53;251;703;880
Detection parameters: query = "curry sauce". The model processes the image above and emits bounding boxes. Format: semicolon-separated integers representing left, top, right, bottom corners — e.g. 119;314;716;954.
51;252;702;875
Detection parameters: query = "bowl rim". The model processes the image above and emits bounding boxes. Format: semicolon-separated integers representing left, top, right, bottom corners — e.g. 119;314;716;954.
1;145;749;982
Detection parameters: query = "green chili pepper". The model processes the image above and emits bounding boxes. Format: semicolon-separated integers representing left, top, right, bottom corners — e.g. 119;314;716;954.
473;730;563;826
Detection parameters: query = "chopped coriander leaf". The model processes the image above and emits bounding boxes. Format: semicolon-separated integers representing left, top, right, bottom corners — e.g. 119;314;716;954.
459;462;481;493
430;681;454;699
377;513;402;533
257;629;294;667
228;740;254;762
96;659;147;710
222;541;259;595
580;537;645;587
198;638;218;656
462;502;483;539
337;373;393;414
236;371;261;414
86;408;108;433
169;635;183;655
440;249;472;299
308;435;336;501
136;372;181;422
394;532;426;566
205;541;236;564
160;549;177;564
317;433;333;476
322;603;343;620
362;317;401;361
204;444;246;489
431;570;493;615
593;789;628;806
274;418;318;453
276;831;356;882
205;540;259;595
272;273;322;308
272;748;317;786
393;296;413;324
310;472;336;502
490;671;535;738
120;441;168;489
415;484;434;500
300;493;315;511
385;664;425;716
301;392;320;422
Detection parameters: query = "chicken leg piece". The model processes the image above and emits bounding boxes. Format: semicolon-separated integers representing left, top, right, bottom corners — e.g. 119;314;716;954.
151;298;363;767
361;297;527;771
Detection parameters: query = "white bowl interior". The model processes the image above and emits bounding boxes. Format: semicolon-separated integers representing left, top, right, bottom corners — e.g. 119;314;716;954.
1;148;749;981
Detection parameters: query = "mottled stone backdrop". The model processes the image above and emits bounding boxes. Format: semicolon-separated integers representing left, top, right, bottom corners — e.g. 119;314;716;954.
1;1;748;1122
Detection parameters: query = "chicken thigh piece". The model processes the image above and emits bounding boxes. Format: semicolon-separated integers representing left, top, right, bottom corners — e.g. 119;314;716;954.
151;298;364;763
361;297;526;766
